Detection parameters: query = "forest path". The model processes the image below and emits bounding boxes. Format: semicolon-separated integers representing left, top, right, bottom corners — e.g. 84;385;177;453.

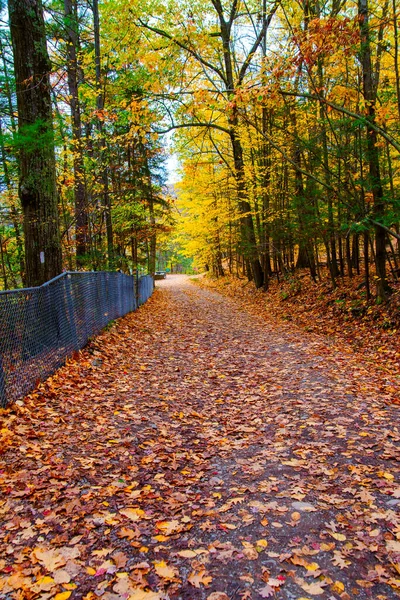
0;275;399;599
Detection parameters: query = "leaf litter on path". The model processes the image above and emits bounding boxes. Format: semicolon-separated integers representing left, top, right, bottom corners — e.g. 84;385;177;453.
0;274;399;599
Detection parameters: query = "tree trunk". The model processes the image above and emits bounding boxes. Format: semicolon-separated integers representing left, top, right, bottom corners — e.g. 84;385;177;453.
64;0;87;267
148;196;156;276
0;117;25;284
8;0;62;287
229;126;264;288
93;0;113;268
358;0;389;300
216;1;263;288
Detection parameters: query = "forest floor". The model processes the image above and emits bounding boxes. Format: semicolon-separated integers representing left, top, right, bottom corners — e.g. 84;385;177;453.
0;274;399;600
195;270;400;405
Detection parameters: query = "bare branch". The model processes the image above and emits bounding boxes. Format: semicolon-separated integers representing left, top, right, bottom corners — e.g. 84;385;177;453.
154;122;231;135
138;19;228;87
238;1;280;86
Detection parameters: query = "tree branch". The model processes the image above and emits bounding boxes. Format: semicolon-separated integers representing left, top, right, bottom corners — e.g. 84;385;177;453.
138;19;228;87
279;90;400;154
238;1;280;86
154;121;231;135
368;218;400;241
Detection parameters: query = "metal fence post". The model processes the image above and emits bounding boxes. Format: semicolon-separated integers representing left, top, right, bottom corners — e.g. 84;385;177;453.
0;354;6;408
65;274;79;351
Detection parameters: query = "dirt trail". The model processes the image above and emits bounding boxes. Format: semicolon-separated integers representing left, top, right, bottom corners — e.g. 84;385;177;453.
0;275;399;599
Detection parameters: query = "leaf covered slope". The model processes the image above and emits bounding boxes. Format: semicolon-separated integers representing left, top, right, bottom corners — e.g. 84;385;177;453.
0;275;399;599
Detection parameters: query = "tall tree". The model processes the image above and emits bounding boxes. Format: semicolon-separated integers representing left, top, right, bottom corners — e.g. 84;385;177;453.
139;0;279;288
64;0;87;266
358;0;389;300
8;0;62;286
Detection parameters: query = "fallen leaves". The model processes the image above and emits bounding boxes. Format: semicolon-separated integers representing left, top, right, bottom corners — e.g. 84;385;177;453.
329;532;347;541
120;507;146;521
0;277;399;598
153;560;179;581
241;541;258;560
387;540;400;552
32;547;66;571
188;567;213;588
155;519;182;535
295;577;326;595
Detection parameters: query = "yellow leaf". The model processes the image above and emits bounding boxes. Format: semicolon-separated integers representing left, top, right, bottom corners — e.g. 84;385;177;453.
120;508;145;521
86;567;96;575
369;528;380;537
54;593;72;600
377;471;394;480
32;548;66;571
330;532;346;541
34;576;55;592
155;519;181;535
256;539;268;552
153;560;178;581
332;581;345;593
305;562;320;571
320;542;335;551
291;511;301;522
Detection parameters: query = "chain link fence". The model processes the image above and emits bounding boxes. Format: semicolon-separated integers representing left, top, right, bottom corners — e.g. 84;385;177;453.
0;272;154;407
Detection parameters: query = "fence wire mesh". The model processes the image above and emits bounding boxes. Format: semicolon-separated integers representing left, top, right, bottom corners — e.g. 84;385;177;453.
0;272;153;407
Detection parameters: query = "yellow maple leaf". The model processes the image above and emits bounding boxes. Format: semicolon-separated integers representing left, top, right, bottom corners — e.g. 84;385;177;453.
120;508;145;521
153;560;178;581
155;519;181;535
34;576;56;592
32;548;66;571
